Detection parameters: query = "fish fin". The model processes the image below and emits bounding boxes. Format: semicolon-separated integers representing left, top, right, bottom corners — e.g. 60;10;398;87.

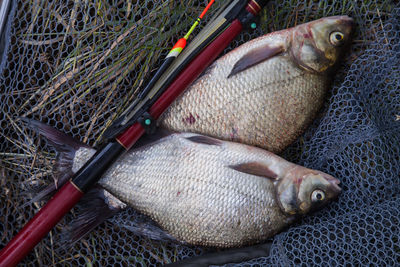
132;128;174;149
167;242;272;266
21;179;72;208
228;45;284;78
19;117;88;150
115;211;178;243
229;162;278;180
66;188;177;244
186;135;223;146
65;187;124;244
20;118;88;203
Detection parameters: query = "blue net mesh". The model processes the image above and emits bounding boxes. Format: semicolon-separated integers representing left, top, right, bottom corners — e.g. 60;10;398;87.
0;0;399;266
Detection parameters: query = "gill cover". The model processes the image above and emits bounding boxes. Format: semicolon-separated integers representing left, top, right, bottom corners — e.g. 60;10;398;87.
276;166;341;216
290;16;354;73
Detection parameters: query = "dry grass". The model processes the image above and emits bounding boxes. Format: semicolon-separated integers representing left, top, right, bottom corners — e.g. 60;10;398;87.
0;0;396;266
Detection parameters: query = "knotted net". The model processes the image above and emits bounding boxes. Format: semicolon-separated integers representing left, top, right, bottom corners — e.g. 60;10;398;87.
0;0;399;266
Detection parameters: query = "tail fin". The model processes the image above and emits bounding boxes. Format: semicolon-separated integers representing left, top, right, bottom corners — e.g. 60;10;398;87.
20;118;89;204
22;119;176;244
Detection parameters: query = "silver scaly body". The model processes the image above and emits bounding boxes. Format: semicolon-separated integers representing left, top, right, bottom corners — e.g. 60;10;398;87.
159;16;353;153
72;133;339;247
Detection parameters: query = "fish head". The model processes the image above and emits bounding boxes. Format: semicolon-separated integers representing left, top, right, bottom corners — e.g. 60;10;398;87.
290;16;354;73
276;166;341;216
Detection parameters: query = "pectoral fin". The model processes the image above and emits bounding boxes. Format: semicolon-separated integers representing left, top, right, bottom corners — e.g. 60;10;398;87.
228;45;284;78
229;162;278;180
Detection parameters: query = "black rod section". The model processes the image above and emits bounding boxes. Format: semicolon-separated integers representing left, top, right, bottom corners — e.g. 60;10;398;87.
72;141;125;192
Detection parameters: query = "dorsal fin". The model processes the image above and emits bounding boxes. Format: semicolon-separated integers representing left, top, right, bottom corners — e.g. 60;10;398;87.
186;135;222;146
229;162;278;180
228;45;284;78
131;128;174;149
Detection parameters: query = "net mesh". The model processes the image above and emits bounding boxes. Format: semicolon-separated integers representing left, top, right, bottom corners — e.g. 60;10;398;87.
0;0;399;266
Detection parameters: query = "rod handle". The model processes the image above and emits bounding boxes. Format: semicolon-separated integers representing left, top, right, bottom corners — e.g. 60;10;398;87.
0;181;84;267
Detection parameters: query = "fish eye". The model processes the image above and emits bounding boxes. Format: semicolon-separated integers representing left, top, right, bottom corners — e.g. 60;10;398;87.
329;31;345;46
311;189;325;202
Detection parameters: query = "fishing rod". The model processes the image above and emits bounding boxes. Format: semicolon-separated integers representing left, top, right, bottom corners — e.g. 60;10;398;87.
103;0;250;139
0;1;268;266
104;0;216;138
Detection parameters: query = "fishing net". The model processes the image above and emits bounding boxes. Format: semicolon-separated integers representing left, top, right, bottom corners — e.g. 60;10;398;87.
0;0;399;266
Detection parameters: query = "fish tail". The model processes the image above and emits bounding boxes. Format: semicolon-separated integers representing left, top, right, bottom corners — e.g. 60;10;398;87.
20;118;88;205
22;119;176;243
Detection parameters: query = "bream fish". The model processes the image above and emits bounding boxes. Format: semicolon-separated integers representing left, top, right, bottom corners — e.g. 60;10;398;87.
159;16;353;153
26;120;341;248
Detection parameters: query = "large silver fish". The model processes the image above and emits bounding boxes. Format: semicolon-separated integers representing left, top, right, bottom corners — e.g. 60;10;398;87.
159;16;353;153
27;120;341;248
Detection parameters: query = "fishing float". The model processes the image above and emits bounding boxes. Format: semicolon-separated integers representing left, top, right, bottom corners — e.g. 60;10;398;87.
105;0;216;137
0;1;268;266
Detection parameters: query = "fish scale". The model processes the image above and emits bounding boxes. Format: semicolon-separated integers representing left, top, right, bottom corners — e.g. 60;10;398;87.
64;132;341;247
162;55;325;153
159;16;353;153
23;16;350;248
75;134;284;246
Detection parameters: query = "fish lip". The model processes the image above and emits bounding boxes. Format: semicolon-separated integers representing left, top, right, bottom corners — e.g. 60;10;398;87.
341;16;354;28
320;172;341;194
328;177;342;194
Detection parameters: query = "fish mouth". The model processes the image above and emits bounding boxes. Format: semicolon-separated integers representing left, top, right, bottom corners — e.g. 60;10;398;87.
327;176;342;195
340;16;354;29
320;172;341;194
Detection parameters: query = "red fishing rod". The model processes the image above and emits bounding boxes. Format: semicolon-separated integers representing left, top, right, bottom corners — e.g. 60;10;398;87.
0;1;268;266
